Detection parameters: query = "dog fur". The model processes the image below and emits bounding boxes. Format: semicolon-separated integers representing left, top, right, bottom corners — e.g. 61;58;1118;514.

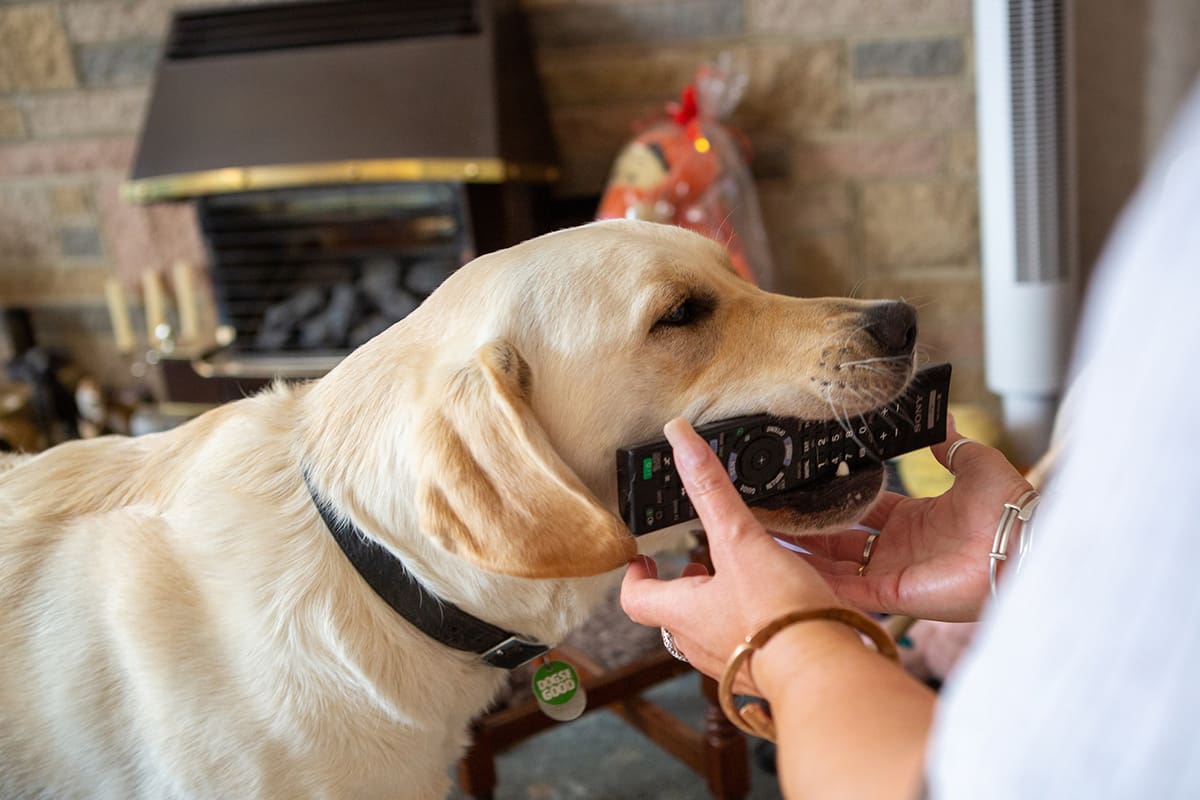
0;220;916;798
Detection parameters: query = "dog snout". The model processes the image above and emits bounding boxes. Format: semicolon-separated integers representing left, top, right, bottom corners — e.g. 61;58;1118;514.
862;301;917;356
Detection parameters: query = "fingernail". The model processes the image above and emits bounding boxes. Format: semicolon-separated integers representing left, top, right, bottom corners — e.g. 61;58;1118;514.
633;554;658;578
947;412;957;435
664;417;708;469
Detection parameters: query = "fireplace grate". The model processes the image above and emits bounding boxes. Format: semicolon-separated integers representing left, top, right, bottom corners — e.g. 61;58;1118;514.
198;183;470;354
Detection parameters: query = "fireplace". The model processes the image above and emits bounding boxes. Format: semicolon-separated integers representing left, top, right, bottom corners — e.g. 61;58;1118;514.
126;0;560;403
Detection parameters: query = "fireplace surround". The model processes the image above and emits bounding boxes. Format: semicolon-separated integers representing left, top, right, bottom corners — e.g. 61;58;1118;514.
126;0;559;402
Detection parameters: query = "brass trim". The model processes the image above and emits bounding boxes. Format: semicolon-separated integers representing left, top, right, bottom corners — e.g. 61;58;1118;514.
191;352;345;379
123;158;561;202
156;401;221;418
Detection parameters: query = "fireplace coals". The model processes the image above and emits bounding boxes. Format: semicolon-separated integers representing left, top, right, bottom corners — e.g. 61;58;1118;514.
200;182;469;358
254;256;452;351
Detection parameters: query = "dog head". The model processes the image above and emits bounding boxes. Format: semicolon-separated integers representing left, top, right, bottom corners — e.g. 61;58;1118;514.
309;220;916;580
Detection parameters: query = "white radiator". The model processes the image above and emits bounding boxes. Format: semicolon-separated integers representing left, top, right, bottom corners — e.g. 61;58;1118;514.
974;0;1080;465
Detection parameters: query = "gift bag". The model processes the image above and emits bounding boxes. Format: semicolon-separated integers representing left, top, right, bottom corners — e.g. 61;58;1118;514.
597;56;775;289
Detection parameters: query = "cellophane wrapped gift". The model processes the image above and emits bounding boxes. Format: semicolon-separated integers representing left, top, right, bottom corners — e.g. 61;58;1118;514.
597;56;776;290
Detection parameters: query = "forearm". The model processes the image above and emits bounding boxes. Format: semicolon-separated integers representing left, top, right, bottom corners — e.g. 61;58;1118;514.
754;622;935;799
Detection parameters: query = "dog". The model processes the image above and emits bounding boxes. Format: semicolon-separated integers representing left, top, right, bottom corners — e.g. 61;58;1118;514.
0;219;917;799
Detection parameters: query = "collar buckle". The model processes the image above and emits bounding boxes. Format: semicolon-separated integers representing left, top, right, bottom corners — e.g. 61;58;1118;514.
481;636;552;670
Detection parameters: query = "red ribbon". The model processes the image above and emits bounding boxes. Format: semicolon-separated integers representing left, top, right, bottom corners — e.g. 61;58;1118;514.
671;84;698;127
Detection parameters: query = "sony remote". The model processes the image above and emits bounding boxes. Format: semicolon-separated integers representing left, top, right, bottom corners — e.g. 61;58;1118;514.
616;362;951;536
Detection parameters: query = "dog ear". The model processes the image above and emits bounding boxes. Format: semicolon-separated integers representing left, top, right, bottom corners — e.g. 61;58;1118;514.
415;340;636;578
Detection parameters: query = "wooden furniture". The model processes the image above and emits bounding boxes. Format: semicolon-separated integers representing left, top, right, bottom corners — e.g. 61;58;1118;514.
456;534;750;799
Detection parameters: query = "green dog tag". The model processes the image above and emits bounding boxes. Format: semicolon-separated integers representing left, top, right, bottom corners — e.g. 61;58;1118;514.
532;659;586;721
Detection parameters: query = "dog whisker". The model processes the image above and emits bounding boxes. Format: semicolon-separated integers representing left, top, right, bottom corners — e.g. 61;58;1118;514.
839;355;911;368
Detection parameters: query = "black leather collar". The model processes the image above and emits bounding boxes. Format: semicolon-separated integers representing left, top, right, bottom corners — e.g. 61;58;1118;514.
302;469;550;670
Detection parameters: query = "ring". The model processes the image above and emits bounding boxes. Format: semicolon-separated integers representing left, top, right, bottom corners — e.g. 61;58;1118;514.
945;437;976;475
661;628;688;662
857;532;880;576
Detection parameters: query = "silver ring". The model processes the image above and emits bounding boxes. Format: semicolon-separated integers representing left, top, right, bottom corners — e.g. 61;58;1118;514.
857;532;880;576
661;628;688;662
945;437;975;475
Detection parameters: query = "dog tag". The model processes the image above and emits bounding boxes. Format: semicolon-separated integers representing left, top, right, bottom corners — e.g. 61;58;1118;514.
532;659;586;722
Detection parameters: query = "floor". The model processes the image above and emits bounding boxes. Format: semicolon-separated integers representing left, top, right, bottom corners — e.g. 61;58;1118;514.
446;671;781;800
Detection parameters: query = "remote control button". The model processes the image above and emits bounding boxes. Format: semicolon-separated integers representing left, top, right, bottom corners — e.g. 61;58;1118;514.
738;430;787;487
799;454;814;482
765;425;794;467
829;427;844;467
640;455;654;481
814;427;830;471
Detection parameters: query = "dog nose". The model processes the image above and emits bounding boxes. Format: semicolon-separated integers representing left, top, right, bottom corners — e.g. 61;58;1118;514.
862;301;917;356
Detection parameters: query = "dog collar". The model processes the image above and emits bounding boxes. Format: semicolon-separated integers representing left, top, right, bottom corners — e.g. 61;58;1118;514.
302;469;551;670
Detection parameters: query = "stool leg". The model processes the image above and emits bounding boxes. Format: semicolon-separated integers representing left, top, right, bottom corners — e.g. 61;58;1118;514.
701;674;750;799
456;722;497;800
691;531;750;799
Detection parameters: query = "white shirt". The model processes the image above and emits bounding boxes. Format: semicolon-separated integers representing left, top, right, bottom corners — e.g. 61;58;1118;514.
927;83;1200;797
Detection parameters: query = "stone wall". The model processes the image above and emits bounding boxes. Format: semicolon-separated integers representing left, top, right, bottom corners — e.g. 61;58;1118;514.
0;0;986;405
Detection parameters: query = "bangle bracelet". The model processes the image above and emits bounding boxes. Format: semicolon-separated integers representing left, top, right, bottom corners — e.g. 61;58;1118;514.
989;488;1041;598
718;607;900;743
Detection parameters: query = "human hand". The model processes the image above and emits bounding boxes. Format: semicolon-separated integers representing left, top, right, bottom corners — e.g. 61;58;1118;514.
620;417;850;688
899;620;978;683
786;417;1034;621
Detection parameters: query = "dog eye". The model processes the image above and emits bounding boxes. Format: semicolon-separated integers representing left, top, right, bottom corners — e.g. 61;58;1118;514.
656;298;709;329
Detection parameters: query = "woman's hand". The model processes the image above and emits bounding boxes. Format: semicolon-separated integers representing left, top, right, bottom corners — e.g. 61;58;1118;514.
621;418;936;800
620;417;849;686
787;418;1035;621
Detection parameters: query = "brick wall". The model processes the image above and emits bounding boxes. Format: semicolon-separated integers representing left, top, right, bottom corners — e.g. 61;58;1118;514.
0;0;986;406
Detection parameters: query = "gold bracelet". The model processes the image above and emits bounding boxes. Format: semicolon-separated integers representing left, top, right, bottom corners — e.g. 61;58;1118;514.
718;607;900;743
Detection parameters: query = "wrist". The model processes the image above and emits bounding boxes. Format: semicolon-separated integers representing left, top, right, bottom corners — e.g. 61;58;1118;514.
718;606;901;742
752;616;878;700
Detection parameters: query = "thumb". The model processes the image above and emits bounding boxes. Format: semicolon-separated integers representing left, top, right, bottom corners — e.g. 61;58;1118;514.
620;556;688;628
664;417;770;565
930;414;1023;484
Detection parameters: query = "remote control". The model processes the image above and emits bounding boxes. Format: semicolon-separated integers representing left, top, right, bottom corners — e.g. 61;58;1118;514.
616;363;951;536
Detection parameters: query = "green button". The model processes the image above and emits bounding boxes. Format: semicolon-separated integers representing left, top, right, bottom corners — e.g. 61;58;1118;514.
642;457;653;480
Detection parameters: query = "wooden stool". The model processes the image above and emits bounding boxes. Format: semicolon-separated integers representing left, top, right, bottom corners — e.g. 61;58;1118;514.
456;534;749;799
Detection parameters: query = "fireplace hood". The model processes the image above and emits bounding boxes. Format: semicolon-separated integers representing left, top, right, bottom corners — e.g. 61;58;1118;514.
125;0;558;202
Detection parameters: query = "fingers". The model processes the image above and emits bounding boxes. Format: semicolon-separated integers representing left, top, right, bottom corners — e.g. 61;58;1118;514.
928;412;967;471
625;553;658;580
620;557;672;626
819;571;895;616
799;552;865;577
784;527;880;564
620;556;708;628
663;417;770;562
930;416;1028;492
855;491;905;531
930;412;1007;479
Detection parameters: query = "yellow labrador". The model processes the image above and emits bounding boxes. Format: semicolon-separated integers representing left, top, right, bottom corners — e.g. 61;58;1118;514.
0;219;917;799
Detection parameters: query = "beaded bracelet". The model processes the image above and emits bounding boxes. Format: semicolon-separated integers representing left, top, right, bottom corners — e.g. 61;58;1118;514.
989;489;1041;598
718;607;900;743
